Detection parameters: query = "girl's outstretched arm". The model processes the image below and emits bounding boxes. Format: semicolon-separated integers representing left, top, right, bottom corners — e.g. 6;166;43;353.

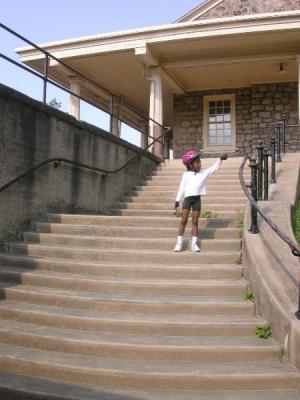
203;159;222;177
204;154;228;177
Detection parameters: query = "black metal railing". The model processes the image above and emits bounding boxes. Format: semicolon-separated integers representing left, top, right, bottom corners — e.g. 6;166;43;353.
239;151;300;319
0;128;171;195
0;22;167;155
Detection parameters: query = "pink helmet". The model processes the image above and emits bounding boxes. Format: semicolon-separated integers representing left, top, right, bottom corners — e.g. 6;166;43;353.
182;150;201;166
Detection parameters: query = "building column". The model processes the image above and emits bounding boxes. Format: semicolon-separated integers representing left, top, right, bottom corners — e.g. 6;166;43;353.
148;68;163;158
110;96;121;137
140;121;149;149
297;57;300;124
68;77;81;120
164;129;171;159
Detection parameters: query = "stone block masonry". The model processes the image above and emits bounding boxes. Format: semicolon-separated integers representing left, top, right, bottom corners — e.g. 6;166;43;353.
198;0;300;19
0;84;160;248
173;82;299;159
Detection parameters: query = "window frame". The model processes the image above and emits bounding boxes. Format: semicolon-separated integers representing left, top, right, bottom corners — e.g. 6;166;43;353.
203;94;236;152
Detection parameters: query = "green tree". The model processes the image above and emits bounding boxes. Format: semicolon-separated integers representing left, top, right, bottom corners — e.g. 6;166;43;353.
48;98;62;109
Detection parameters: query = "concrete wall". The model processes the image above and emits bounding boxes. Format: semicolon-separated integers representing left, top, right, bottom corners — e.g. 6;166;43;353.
173;82;299;158
243;153;300;368
0;84;160;248
198;0;300;19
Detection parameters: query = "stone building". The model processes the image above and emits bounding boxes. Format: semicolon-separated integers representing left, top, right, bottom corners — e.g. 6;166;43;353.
17;0;300;158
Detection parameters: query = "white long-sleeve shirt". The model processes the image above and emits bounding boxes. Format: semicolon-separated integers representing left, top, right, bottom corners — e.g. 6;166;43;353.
175;159;222;202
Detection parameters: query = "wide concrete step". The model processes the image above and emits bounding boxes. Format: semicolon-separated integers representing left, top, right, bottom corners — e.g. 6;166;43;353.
118;201;245;211
47;214;237;228
0;344;299;390
126;195;246;204
91;389;300;400
35;223;241;239
0;284;254;316
136;185;245;192
0;254;243;280
0;300;260;336
2;373;300;400
116;209;240;218
23;233;242;252
153;170;250;177
143;179;243;186
0;320;281;363
132;189;245;197
9;243;240;265
147;175;244;182
0;266;247;296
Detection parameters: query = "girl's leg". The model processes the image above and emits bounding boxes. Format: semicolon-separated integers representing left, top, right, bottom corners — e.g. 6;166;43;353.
191;210;200;252
174;208;190;252
191;210;200;237
179;209;190;236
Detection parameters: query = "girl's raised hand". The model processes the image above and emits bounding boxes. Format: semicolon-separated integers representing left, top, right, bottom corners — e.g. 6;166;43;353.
220;154;228;161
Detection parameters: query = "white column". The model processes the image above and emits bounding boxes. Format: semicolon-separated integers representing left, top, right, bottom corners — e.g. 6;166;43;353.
68;77;81;120
148;68;163;158
110;96;121;137
297;57;300;124
140;121;149;149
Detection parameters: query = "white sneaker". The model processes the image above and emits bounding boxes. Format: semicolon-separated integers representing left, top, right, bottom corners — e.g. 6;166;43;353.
191;243;200;252
174;242;183;252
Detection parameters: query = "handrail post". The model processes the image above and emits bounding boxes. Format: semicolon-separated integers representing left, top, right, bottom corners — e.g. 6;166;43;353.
43;54;49;103
270;136;276;184
249;157;259;234
276;123;282;162
281;113;287;154
263;148;269;201
256;140;264;200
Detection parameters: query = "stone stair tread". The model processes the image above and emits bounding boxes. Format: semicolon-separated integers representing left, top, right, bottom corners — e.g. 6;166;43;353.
47;213;236;222
118;210;242;216
3;372;299;400
0;343;296;376
10;242;240;255
119;201;246;206
36;223;238;231
113;389;300;400
0;253;241;270
0;300;260;324
0;319;279;349
0;282;248;303
24;232;241;244
0;254;243;281
0;265;246;286
35;223;240;237
127;197;247;202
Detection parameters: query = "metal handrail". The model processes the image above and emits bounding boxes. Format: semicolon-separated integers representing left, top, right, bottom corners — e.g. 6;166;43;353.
239;156;300;257
0;22;163;141
0;129;170;195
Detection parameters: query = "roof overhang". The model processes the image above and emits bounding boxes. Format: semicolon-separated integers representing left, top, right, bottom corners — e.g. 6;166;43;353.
16;11;300;127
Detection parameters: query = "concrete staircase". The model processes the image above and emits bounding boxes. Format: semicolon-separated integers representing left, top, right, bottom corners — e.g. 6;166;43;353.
0;157;300;399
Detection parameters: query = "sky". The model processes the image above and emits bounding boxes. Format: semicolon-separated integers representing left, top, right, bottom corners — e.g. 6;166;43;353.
0;0;203;146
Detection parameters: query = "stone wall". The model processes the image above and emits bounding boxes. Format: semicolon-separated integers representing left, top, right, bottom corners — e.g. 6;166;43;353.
198;0;300;19
173;82;299;158
0;84;160;247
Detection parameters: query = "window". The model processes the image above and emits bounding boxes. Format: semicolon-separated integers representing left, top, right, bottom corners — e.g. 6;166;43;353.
203;94;236;151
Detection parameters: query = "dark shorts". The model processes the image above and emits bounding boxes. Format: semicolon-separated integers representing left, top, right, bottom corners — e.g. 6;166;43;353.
182;195;201;212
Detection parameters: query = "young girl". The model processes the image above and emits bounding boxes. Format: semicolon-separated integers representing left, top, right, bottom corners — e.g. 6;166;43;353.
174;150;228;252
